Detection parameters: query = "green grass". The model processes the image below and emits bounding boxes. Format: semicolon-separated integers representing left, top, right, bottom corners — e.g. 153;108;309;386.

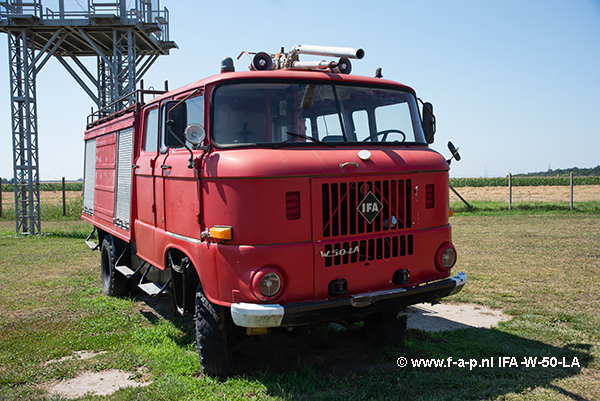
451;200;600;215
1;213;599;400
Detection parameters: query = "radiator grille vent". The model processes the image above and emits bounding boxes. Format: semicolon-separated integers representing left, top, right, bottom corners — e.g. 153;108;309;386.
321;234;414;267
321;179;412;238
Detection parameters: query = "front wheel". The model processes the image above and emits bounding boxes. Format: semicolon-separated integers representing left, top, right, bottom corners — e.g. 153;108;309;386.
101;234;128;296
195;283;234;376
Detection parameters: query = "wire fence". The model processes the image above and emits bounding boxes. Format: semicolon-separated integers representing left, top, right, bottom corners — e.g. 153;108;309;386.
449;173;600;212
449;175;600;187
2;174;599;219
1;177;82;219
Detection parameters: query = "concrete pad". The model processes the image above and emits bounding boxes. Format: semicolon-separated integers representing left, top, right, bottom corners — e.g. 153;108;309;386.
407;303;510;332
50;369;150;399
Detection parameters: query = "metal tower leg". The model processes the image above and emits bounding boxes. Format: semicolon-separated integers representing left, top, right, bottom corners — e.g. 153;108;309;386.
8;29;41;235
97;55;109;111
96;28;137;115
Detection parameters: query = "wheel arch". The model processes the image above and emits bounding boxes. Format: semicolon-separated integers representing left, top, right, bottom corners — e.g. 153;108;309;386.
164;246;201;315
97;227;129;256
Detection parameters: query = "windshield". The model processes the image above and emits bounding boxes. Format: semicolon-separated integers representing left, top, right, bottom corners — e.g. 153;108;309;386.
212;82;426;147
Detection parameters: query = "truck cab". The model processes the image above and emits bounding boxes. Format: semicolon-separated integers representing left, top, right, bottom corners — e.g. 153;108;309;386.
82;45;466;376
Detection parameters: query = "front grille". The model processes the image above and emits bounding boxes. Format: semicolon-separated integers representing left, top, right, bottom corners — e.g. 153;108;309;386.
321;234;414;267
321;179;412;238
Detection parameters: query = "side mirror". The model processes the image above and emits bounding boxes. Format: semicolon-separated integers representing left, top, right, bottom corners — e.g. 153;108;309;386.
447;141;461;165
421;102;436;144
165;101;187;148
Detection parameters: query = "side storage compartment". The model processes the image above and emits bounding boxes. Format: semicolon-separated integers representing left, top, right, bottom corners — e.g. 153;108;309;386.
82;111;139;296
115;127;133;230
82;139;96;216
81;111;136;244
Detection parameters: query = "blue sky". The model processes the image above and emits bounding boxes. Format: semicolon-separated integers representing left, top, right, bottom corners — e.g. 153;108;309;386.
1;0;599;180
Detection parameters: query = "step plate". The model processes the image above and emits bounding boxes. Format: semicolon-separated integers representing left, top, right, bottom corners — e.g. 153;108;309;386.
138;282;166;297
115;265;135;278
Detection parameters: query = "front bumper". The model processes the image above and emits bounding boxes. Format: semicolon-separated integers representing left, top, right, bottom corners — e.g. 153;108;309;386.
231;271;467;328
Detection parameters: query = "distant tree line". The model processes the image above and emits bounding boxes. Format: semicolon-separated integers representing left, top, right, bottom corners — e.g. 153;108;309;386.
1;179;83;191
1;177;83;184
514;165;600;177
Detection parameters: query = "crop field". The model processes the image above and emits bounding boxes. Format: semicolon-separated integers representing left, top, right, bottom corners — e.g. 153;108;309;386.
2;184;599;221
449;176;600;187
0;195;599;400
449;185;600;203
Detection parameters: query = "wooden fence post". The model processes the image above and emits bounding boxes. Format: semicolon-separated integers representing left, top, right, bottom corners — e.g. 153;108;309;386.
508;173;512;210
0;177;3;218
62;177;66;216
570;172;573;211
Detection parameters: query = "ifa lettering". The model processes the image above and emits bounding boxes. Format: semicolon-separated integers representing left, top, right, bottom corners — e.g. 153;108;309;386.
320;246;360;258
361;202;380;213
356;191;384;224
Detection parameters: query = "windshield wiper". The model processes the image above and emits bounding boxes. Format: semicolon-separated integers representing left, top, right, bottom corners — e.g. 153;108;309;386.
273;132;336;148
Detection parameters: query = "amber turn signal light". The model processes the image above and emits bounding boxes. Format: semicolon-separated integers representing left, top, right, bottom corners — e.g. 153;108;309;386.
209;226;233;240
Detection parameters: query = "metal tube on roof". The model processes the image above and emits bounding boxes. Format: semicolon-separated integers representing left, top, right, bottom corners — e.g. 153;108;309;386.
291;44;364;60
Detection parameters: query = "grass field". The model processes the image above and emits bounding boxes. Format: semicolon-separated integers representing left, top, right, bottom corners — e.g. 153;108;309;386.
0;205;599;399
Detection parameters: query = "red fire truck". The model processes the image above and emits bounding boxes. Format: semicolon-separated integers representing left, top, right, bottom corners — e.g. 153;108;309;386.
82;45;466;375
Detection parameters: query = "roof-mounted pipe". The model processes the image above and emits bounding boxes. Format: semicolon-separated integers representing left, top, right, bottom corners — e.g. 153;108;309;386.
291;44;364;60
291;57;352;74
237;44;364;74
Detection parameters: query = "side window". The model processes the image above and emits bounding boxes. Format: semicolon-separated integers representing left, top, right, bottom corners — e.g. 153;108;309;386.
143;108;159;152
375;102;415;142
352;110;369;141
301;117;313;137
316;114;343;141
186;95;204;126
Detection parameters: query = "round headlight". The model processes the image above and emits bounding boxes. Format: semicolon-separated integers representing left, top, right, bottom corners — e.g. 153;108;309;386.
436;243;457;271
260;272;282;298
441;248;456;269
252;268;284;301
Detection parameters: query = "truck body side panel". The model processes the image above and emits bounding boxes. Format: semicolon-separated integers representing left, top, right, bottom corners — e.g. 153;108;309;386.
163;149;203;240
81;112;136;243
134;148;162;267
94;133;116;221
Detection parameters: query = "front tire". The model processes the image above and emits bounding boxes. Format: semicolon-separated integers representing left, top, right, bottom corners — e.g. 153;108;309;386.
101;234;128;296
195;283;234;376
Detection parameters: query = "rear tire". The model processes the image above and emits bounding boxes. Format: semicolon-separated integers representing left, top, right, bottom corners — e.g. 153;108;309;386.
195;283;234;376
101;235;128;296
364;307;407;345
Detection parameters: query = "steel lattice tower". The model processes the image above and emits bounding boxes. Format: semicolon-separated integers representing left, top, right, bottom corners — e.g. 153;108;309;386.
8;28;40;234
1;0;177;234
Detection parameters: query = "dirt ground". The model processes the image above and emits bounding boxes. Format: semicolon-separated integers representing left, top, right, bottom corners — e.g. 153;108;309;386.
50;368;150;399
449;185;600;203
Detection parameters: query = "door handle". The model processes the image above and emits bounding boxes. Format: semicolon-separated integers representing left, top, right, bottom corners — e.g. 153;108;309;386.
161;165;172;170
